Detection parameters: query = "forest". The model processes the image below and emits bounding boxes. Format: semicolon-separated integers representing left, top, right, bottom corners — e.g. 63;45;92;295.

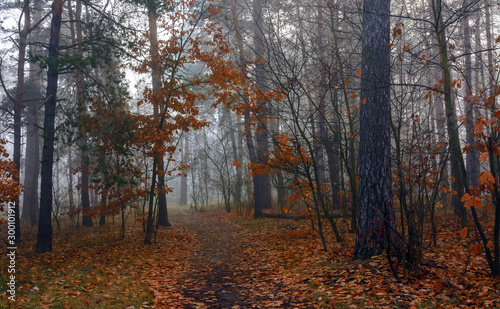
1;0;500;307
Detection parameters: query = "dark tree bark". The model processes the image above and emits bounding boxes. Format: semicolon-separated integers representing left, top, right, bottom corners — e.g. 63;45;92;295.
355;0;394;259
36;0;63;253
433;0;468;228
148;0;170;227
252;0;272;217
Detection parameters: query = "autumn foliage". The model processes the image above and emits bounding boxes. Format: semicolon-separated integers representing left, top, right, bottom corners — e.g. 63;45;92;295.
71;0;246;235
0;138;22;222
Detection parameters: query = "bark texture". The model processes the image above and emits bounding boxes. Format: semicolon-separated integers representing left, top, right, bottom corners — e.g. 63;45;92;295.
36;0;63;253
355;0;394;259
252;0;272;217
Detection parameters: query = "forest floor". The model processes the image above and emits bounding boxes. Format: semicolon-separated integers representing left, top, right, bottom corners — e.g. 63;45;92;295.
2;208;500;308
148;211;311;308
150;210;500;308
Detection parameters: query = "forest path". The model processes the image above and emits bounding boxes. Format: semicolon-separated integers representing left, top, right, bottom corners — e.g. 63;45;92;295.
149;210;308;309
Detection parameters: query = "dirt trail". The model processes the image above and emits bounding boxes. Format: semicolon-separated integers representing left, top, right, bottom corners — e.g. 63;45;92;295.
176;211;245;308
150;211;308;309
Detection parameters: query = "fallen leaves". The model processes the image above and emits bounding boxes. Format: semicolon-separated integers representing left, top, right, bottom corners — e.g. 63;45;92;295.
4;210;500;308
0;220;188;308
226;211;500;308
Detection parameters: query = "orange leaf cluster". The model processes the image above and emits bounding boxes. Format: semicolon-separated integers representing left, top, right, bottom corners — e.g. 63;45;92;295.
0;139;22;218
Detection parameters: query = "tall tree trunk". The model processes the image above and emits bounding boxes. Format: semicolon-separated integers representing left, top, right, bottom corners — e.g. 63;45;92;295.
147;0;170;226
315;1;326;190
229;0;247;207
252;0;272;217
71;0;92;227
425;5;449;203
355;0;394;259
324;0;341;211
433;0;468;228
463;4;480;188
13;0;30;242
23;0;43;227
36;0;63;253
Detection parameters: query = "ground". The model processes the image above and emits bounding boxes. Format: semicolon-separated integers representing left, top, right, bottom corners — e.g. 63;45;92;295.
148;211;311;308
2;208;500;308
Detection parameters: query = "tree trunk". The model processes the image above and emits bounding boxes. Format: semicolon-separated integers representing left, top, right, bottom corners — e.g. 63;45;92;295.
252;0;272;217
179;134;188;206
324;0;341;211
72;0;92;227
230;0;247;208
147;1;170;226
355;0;394;259
68;146;76;225
433;0;468;228
230;107;244;206
13;0;30;242
36;0;63;253
485;0;494;98
462;5;480;188
23;0;43;227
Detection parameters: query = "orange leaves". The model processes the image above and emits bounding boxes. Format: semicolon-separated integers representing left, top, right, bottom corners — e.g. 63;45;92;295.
392;21;403;39
461;193;482;209
470;244;483;255
247;133;318;205
460;227;468;239
479;152;489;162
487;240;493;249
0;139;22;211
403;45;409;51
462;143;471;154
248;161;271;177
478;171;496;190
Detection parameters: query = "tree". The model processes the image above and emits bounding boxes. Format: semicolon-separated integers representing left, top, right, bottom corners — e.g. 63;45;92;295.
145;0;170;227
36;0;63;253
71;0;93;227
355;0;394;259
11;0;31;243
22;0;45;227
135;0;243;243
179;133;189;206
251;0;272;217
